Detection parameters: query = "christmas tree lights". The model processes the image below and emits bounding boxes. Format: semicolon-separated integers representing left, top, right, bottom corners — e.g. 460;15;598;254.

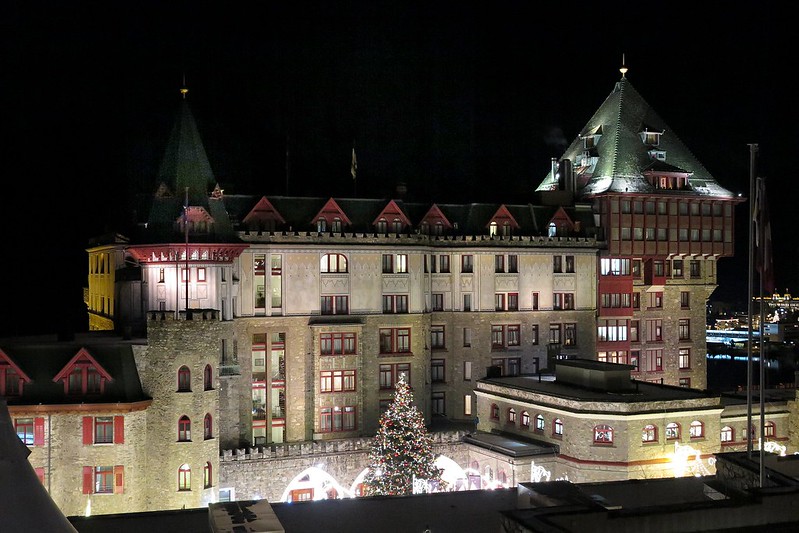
362;375;443;496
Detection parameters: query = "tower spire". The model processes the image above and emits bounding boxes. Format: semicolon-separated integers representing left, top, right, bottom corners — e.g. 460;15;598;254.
619;54;628;78
180;73;189;99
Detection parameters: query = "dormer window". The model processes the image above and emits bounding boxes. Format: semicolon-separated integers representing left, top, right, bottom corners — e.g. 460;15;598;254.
580;126;602;149
648;149;667;161
391;218;403;233
489;222;497;236
377;219;388;233
317;218;327;232
331;218;342;232
53;348;113;396
639;127;664;146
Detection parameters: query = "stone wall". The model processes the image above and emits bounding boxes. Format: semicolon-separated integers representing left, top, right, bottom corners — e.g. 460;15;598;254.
219;431;469;502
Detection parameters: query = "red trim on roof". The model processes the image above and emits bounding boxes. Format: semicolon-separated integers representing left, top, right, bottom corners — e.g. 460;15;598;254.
418;204;453;229
549;206;574;230
243;196;286;225
311;198;352;226
486;205;520;229
52;347;114;383
0;349;32;382
372;199;412;227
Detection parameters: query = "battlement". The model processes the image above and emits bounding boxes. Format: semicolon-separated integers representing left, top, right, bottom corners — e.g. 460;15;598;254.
147;309;221;322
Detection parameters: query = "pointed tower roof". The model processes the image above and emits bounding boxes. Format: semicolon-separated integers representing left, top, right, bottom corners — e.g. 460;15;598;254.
535;76;735;198
157;94;216;206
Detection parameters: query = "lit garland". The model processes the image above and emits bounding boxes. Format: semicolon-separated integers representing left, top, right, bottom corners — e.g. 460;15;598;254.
362;375;444;496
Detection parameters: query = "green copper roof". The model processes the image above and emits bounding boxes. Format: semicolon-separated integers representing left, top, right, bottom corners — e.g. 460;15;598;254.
535;77;735;198
156;100;217;205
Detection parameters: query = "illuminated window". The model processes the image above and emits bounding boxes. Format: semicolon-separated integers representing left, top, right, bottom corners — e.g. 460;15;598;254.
507;408;517;424
521;411;530;428
379;328;411;354
535;414;545;432
204;462;212;489
689;420;704;438
764;421;776;438
178;464;191;491
553;418;563;437
594;424;613;444
665;422;680;440
721;426;734;443
320;254;348;273
642;424;658;443
178;416;191;442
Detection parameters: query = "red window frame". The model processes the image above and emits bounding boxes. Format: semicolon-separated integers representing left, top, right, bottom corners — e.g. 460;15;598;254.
490;403;499;420
178;464;191;491
320;369;357;392
642;424;658;443
320;332;357;355
178;416;192;442
204;462;212;489
319;405;356;433
204;413;213;440
178;366;191;392
379;328;411;354
204;364;213;390
594;424;613;444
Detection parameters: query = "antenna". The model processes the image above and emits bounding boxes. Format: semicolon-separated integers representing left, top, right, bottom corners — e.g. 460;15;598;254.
619;53;628;78
180;73;189;99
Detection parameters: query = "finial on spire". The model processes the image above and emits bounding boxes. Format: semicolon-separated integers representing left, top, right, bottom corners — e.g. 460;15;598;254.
180;73;189;99
619;53;628;78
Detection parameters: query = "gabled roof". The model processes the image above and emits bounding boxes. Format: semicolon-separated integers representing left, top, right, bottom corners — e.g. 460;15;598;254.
0;349;31;383
372;199;412;228
418;204;453;229
535;77;735;198
52;347;114;383
312;198;352;226
486;205;520;229
243;196;286;225
0;338;149;406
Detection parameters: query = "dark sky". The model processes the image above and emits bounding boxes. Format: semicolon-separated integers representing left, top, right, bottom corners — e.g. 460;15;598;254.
1;2;793;336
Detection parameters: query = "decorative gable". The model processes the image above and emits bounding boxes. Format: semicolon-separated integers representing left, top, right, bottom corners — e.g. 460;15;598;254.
155;182;173;198
418;204;453;235
0;349;31;397
52;347;113;396
311;198;352;232
176;206;215;234
211;183;224;199
486;205;520;237
548;207;575;237
243;196;286;232
373;200;412;233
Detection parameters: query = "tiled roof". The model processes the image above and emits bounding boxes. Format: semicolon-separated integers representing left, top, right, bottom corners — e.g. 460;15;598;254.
535;77;735;198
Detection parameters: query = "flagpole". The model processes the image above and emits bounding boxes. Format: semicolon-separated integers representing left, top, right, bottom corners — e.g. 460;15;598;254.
758;176;766;487
184;187;189;313
746;143;757;457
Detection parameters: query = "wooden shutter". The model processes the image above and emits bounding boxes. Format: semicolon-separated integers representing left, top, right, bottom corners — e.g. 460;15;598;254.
113;465;124;494
82;466;94;494
82;416;94;445
113;416;125;444
34;467;45;484
33;417;45;446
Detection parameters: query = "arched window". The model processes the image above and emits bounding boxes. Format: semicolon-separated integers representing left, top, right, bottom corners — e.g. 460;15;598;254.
320;253;348;273
204;413;213;440
178;464;191;491
204;364;213;391
490;404;499;420
178;366;191;392
434;221;443;235
204;462;212;489
489;221;497;236
535;414;545;432
689;420;704;438
548;222;556;237
507;408;517;424
317;218;327;232
420;222;430;235
391;218;402;233
764;421;776;438
521;411;530;428
593;424;613;444
332;218;342;232
553;418;563;437
178;415;192;442
376;219;387;233
720;426;733;442
642;424;658;443
497;470;507;485
502;222;511;237
665;422;680;440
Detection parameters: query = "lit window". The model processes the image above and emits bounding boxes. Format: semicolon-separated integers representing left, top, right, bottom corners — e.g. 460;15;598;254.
490;404;499;420
15;418;34;445
689;420;704;438
507;408;517;424
665;422;680;440
721;426;733;443
95;466;114;494
204;462;212;489
178;464;191;491
521;411;530;428
320;254;348;273
642;424;658;443
553;418;563;437
764;421;776;438
594;424;613;444
535;414;545;432
178;416;192;442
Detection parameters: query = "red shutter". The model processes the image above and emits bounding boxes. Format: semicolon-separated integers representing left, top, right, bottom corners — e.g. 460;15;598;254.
82;466;94;494
34;467;45;484
113;416;125;444
82;417;94;445
33;417;45;446
113;465;124;494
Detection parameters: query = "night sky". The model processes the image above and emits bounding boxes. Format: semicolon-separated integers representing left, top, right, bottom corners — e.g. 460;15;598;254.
2;2;792;337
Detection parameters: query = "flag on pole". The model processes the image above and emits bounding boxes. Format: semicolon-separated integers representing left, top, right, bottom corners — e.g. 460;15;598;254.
753;177;775;294
351;147;357;180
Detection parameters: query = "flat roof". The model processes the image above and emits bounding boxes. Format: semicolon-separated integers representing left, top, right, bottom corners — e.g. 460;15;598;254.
464;432;557;458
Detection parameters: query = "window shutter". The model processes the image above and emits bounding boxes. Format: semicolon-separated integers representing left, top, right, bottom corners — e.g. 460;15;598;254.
82;466;94;494
33;417;45;446
113;465;124;494
82;416;94;445
113;416;125;444
34;467;45;484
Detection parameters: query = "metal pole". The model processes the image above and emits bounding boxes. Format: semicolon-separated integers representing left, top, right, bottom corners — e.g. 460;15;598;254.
746;144;757;457
758;176;766;487
185;187;190;313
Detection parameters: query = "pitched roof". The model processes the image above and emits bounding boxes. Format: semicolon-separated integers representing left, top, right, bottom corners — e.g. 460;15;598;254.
535;77;735;198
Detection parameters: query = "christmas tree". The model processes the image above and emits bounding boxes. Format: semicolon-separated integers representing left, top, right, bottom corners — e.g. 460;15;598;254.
363;374;444;496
